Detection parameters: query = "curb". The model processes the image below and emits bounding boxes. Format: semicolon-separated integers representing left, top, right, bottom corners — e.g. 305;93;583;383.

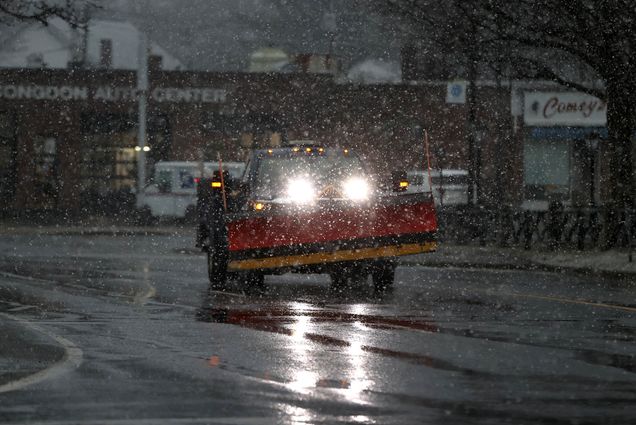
400;258;636;283
0;226;189;237
0;312;78;392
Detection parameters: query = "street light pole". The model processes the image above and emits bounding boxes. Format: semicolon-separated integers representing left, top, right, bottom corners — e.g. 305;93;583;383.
586;136;599;208
475;129;483;205
136;30;148;209
466;22;479;206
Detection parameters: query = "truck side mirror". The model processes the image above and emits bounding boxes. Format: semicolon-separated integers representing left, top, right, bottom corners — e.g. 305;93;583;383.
210;170;231;190
391;170;409;192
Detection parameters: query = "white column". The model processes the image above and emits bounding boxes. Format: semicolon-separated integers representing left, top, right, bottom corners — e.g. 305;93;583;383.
136;30;149;208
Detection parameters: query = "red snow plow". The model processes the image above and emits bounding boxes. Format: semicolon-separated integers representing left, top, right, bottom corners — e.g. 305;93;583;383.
196;142;437;291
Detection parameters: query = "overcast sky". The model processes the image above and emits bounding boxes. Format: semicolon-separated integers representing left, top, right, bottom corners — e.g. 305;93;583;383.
97;0;399;71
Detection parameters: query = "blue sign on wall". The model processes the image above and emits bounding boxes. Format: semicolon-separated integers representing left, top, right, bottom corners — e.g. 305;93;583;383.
530;127;607;140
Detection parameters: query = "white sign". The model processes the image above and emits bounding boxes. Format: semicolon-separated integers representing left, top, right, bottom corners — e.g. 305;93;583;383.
94;86;138;102
0;84;227;104
446;81;467;104
0;84;88;100
151;87;227;103
524;91;607;126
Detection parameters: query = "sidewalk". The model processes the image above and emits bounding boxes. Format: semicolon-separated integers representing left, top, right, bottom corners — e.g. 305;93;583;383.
404;243;636;280
2;221;635;279
0;221;186;236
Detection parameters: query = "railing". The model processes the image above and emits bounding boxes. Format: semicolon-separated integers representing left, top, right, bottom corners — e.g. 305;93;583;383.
437;204;635;258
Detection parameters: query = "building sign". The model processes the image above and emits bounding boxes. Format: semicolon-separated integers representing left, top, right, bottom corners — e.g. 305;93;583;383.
524;91;607;126
0;84;89;101
0;84;227;104
151;87;227;103
446;80;467;104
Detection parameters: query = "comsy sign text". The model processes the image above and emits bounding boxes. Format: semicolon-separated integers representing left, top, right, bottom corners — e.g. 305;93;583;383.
0;84;227;103
524;91;607;126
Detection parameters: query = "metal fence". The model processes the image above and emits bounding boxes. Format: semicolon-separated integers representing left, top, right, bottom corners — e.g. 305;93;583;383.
437;204;635;258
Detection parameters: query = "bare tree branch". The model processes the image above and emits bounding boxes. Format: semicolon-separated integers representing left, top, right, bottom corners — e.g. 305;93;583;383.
0;0;97;28
514;57;606;100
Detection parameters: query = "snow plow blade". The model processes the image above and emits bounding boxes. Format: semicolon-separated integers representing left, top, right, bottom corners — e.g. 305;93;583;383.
225;193;437;272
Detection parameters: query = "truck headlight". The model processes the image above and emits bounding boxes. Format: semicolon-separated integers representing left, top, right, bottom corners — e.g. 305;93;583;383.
342;177;370;201
286;178;316;203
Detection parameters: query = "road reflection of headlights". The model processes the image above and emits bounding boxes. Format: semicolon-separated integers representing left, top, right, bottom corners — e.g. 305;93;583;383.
343;177;370;201
286;178;316;203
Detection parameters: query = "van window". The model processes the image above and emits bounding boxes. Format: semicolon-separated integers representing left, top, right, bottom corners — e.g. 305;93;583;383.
431;175;468;185
157;170;172;193
179;170;195;189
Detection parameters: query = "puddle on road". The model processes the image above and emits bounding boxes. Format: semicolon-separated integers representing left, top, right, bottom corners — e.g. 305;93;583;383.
577;351;636;374
194;293;500;378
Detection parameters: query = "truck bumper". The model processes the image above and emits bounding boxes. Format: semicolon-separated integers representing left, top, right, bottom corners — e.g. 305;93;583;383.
227;239;436;271
225;194;437;272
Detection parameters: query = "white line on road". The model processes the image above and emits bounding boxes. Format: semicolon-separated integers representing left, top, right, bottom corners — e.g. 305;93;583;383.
0;312;83;394
515;293;636;313
207;290;245;298
0;270;55;284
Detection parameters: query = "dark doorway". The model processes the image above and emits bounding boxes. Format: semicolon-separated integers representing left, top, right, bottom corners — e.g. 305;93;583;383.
0;111;17;213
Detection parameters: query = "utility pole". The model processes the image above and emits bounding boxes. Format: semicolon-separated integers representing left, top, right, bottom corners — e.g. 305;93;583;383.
136;30;149;208
81;3;89;66
322;1;337;73
466;46;478;206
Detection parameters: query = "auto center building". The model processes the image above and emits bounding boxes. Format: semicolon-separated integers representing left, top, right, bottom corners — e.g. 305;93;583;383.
2;66;630;215
0;65;516;213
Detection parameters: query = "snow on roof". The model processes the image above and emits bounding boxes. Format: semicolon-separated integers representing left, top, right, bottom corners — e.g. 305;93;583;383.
408;169;468;177
248;47;290;72
155;161;245;169
0;18;183;70
346;59;401;84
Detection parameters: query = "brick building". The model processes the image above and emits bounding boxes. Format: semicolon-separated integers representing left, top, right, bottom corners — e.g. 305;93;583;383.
0;66;517;214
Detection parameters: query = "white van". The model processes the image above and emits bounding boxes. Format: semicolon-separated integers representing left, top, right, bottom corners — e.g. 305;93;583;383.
140;161;245;219
406;169;469;207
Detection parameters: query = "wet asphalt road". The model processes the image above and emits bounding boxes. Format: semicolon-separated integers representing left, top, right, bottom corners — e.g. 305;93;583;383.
0;230;635;424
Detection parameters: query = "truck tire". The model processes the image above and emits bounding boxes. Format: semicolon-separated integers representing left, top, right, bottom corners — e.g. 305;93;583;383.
136;207;155;226
330;271;348;290
207;246;228;290
184;205;197;224
330;265;367;291
371;261;396;292
242;272;265;291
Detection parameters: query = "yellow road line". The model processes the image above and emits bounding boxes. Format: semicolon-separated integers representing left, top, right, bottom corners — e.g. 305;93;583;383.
515;293;636;313
228;242;437;271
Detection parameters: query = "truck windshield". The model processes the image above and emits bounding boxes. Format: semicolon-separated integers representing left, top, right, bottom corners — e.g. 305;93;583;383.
254;154;366;199
431;175;468;186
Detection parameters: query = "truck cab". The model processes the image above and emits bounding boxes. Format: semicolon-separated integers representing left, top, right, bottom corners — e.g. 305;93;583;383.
198;143;437;291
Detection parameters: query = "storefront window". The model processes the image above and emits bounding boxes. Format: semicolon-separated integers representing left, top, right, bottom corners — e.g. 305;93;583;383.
523;139;570;201
31;136;59;209
34;137;57;178
81;141;137;195
80;114;137;196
